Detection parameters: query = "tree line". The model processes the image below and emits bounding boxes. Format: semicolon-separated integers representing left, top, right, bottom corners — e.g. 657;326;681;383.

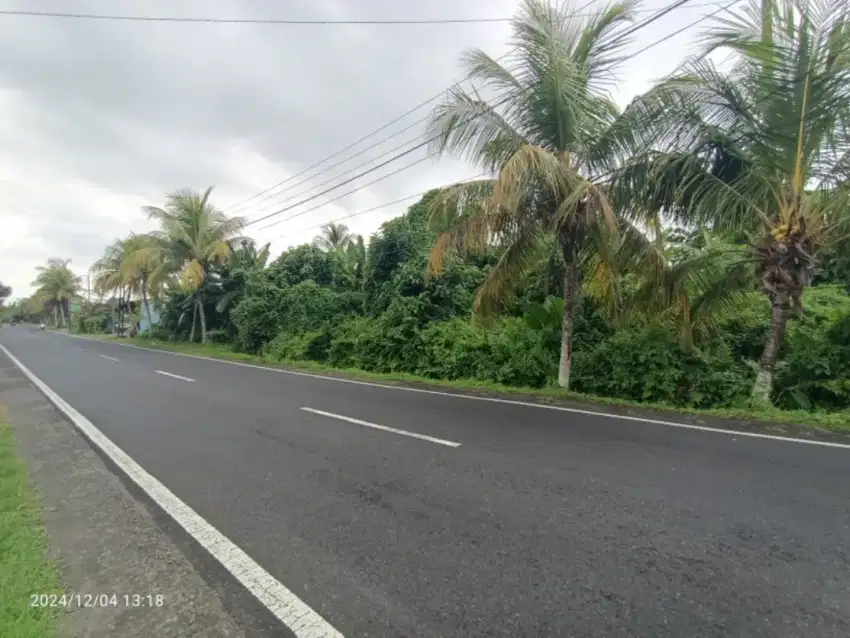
5;0;850;415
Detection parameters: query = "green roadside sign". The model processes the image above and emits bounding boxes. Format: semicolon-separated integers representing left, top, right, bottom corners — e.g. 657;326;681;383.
71;302;81;314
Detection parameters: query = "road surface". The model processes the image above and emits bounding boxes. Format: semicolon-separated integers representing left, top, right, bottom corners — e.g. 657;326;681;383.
2;326;849;637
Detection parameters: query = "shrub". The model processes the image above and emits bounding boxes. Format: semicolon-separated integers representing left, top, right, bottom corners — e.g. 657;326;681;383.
417;319;493;380
773;286;850;410
264;330;329;362
231;288;283;353
571;322;750;407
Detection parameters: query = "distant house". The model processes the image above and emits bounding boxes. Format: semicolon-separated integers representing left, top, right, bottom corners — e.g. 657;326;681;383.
139;303;162;334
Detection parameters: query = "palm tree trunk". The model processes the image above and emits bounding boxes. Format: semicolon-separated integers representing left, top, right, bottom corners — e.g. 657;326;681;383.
197;293;208;344
189;299;198;343
53;304;59;328
58;301;67;328
558;262;580;390
110;290;118;334
141;276;153;337
751;291;790;403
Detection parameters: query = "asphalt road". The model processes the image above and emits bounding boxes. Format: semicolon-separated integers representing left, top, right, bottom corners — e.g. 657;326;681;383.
2;326;849;637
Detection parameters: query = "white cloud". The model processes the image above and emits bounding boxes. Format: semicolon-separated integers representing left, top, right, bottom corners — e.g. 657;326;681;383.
0;0;741;298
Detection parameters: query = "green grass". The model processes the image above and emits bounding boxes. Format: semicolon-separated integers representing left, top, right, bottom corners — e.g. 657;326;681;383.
79;333;850;434
0;418;62;638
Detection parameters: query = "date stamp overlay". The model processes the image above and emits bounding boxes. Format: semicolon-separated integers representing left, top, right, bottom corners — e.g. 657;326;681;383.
30;593;164;609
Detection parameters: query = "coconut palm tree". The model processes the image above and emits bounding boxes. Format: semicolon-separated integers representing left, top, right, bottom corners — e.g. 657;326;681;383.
313;222;353;251
109;233;173;335
143;187;246;344
425;0;641;389
616;0;850;402
31;258;81;328
92;237;146;334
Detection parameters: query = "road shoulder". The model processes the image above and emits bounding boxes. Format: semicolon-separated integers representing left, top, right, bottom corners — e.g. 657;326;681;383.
0;358;285;637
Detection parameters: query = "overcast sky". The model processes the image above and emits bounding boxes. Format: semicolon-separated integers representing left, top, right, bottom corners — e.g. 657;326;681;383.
0;0;732;298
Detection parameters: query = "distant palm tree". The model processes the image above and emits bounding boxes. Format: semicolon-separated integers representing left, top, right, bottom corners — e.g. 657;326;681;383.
117;233;173;335
92;236;153;334
313;222;353;251
32;258;81;328
144;187;246;344
425;0;641;389
617;0;850;401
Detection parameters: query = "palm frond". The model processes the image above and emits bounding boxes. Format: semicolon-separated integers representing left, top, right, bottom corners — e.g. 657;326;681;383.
474;226;547;317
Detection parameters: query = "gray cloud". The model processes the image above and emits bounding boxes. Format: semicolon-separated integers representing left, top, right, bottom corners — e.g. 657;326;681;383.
0;0;724;297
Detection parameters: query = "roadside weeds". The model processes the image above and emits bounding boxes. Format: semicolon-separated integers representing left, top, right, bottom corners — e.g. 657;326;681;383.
0;411;62;638
0;356;271;637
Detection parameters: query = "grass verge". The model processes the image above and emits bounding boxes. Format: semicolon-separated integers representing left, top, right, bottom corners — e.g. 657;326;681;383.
0;416;62;637
77;333;850;435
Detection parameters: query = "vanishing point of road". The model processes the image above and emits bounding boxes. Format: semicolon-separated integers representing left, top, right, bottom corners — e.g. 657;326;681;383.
1;326;848;637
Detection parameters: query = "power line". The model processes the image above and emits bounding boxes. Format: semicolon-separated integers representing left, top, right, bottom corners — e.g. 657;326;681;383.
224;92;448;214
0;10;511;25
0;3;724;26
253;153;439;232
630;0;740;57
617;0;700;39
246;139;434;227
274;174;489;241
240;128;429;219
225;0;723;214
244;0;713;228
258;0;745;242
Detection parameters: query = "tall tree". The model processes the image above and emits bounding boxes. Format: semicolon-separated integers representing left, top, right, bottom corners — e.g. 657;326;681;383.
93;233;170;336
618;0;850;402
144;187;246;344
120;233;172;335
426;0;641;389
31;258;80;328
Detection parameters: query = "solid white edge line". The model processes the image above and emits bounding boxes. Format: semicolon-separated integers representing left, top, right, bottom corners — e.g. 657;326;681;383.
61;333;850;450
300;407;461;448
155;370;196;383
0;343;344;638
99;354;120;362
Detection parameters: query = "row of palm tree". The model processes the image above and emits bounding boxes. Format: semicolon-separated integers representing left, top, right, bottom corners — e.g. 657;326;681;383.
92;186;248;343
57;0;849;407
426;0;850;402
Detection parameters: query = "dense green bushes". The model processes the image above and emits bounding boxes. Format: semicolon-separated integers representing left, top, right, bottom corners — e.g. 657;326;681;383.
252;287;850;411
152;194;850;416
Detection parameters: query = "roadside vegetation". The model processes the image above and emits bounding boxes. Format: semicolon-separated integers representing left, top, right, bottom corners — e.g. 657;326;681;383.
0;419;62;637
5;0;850;428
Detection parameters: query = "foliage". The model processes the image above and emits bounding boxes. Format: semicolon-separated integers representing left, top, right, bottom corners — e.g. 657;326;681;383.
571;322;752;408
614;0;850;400
73;304;112;334
774;287;850;410
143;186;246;343
23;0;850;425
31;258;81;328
425;0;665;389
0;421;62;638
0;281;11;307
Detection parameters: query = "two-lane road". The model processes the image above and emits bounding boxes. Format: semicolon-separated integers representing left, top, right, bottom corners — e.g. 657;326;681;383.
2;326;849;637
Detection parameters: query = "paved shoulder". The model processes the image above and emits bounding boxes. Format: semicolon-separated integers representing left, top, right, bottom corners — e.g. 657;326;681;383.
0;356;287;638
